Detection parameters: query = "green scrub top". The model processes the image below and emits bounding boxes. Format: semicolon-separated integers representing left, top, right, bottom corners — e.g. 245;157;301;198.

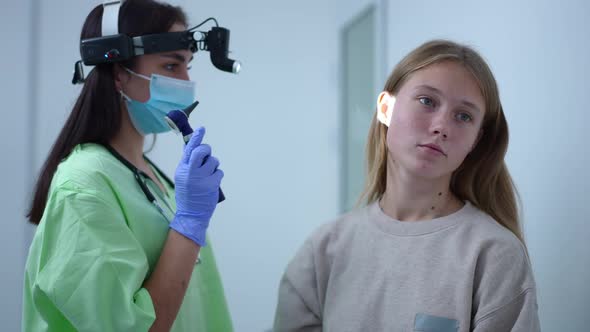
22;143;233;332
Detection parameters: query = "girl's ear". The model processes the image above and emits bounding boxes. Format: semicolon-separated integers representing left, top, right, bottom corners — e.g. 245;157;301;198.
376;91;395;127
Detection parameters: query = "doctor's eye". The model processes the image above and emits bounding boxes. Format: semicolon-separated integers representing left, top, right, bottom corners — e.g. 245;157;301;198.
418;97;435;107
164;63;180;71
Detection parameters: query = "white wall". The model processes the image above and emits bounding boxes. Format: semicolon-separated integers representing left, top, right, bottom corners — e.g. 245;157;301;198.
0;0;32;330
35;1;92;167
385;0;590;330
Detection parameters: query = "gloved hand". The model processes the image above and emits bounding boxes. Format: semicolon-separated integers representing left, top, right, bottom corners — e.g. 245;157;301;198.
170;127;224;246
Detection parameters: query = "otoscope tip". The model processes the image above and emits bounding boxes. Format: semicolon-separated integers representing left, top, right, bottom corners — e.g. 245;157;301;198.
183;100;200;117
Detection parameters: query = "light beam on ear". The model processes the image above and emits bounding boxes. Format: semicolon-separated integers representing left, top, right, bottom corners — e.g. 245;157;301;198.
377;94;396;127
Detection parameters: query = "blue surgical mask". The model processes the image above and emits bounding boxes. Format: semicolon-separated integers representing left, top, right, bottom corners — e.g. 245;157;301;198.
121;68;196;135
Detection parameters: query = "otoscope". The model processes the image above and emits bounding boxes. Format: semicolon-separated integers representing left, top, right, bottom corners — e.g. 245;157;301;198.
165;101;226;203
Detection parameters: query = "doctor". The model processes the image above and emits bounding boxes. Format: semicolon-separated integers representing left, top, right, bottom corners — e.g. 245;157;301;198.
23;0;233;331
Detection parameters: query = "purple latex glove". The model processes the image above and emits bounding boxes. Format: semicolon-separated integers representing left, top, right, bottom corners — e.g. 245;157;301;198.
170;127;223;246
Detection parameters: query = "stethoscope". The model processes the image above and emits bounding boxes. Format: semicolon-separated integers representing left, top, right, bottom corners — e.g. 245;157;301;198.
104;144;202;265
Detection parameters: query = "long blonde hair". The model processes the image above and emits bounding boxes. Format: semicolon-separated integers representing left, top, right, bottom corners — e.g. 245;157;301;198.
360;39;524;244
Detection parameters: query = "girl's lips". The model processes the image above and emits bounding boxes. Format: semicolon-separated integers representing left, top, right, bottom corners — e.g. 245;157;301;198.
418;144;446;156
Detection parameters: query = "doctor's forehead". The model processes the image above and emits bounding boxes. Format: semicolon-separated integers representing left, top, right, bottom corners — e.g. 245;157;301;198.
158;52;194;63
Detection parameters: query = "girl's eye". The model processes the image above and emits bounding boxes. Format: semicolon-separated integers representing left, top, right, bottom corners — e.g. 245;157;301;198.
419;97;435;107
456;112;473;122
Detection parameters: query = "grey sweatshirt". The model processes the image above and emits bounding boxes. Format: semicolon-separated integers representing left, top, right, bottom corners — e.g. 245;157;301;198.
274;201;540;332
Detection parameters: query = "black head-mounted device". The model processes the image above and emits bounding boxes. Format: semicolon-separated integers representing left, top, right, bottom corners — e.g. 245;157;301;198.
72;0;241;84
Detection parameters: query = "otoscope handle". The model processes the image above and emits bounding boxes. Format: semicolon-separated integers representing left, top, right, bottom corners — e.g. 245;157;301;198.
183;131;225;203
165;103;225;203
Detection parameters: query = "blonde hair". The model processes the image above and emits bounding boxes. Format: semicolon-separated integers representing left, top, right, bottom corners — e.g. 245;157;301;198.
360;39;524;244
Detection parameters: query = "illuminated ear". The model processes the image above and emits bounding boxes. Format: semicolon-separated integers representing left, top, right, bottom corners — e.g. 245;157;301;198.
376;91;395;127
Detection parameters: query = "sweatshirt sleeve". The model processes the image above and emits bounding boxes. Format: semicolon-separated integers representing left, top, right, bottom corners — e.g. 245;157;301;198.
274;238;323;332
471;234;541;332
472;288;540;331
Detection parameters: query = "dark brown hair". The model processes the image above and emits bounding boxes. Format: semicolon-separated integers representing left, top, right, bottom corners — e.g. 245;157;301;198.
27;0;187;224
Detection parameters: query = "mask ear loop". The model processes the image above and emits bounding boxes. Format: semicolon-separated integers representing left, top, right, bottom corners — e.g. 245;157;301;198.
118;85;157;153
119;89;132;102
124;67;151;81
144;134;157;154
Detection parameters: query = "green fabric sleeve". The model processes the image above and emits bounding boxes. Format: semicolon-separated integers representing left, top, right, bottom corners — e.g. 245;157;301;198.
33;186;156;332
